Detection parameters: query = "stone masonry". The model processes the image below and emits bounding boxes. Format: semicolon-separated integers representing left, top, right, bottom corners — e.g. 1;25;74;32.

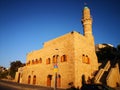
15;6;99;89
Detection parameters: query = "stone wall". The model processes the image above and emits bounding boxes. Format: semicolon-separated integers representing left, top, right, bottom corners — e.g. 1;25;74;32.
15;31;98;88
107;63;120;87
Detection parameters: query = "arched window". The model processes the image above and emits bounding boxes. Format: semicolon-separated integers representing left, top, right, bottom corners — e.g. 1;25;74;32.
32;60;34;64
47;75;52;87
39;58;42;63
28;75;31;84
33;75;36;85
82;54;90;64
86;55;90;64
53;55;59;64
53;55;56;64
82;54;85;63
46;58;51;64
35;59;38;64
85;55;88;63
61;55;67;62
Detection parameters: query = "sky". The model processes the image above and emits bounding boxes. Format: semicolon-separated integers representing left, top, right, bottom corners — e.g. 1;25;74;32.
0;0;120;68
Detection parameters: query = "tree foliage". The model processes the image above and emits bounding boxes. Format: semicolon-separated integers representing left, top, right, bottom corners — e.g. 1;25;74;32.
0;66;8;79
0;70;8;79
96;44;120;64
9;60;25;78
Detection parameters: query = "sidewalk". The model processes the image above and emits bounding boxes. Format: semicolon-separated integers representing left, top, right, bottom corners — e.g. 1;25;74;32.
0;79;65;90
115;87;120;90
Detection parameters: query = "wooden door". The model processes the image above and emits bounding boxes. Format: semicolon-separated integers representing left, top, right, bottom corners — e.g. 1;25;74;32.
57;75;61;87
47;75;52;87
28;75;31;84
33;75;36;85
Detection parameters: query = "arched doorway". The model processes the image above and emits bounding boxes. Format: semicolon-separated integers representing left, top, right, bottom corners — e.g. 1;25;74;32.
47;75;52;87
17;73;20;83
33;75;36;85
57;74;61;87
28;75;31;84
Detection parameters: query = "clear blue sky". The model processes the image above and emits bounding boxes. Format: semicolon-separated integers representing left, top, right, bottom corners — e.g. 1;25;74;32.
0;0;120;68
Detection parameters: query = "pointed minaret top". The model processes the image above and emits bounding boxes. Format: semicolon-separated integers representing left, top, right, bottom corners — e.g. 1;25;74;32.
84;6;89;9
82;6;91;19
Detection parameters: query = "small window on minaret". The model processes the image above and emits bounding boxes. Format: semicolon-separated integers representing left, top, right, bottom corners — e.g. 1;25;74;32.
86;55;90;64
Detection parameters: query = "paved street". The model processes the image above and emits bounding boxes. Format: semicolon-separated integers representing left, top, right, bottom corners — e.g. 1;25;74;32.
0;84;20;90
115;87;120;90
1;79;119;90
0;80;65;90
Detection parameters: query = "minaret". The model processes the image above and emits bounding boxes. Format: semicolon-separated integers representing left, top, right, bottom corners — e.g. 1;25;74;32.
81;6;95;47
81;6;93;37
82;6;98;72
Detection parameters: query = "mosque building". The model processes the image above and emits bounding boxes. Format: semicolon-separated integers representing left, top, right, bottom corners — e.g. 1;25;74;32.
15;6;120;89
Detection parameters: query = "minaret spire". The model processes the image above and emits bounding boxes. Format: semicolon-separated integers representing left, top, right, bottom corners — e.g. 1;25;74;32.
81;6;95;47
81;6;93;37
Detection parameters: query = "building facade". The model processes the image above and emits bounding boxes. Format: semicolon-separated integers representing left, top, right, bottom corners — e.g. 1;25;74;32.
15;7;99;89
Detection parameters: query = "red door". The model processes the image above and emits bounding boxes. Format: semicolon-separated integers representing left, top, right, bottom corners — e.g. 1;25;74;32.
28;75;31;84
33;75;36;85
57;75;61;87
47;75;52;87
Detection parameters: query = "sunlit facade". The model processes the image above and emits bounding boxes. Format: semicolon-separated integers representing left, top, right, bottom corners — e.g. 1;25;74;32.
15;6;120;89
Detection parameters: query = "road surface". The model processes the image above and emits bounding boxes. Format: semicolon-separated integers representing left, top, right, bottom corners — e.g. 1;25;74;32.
0;84;20;90
0;79;64;90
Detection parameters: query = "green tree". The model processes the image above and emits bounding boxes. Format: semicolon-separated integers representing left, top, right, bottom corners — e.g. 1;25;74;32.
96;44;120;68
96;46;117;62
9;60;25;79
0;66;8;79
0;70;8;79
